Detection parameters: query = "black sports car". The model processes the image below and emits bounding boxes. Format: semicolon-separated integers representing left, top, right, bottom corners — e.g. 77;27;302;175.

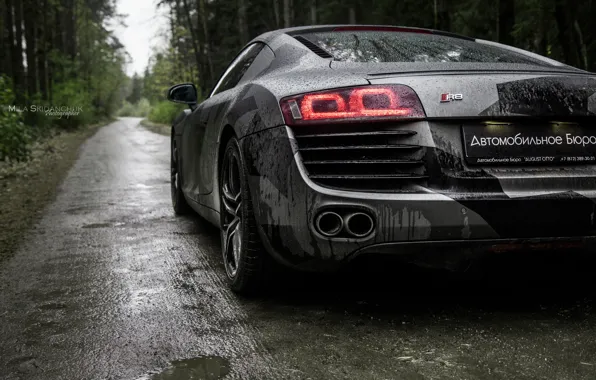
167;25;596;293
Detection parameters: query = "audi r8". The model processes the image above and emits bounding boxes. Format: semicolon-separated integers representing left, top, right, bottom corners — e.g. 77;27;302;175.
167;25;596;293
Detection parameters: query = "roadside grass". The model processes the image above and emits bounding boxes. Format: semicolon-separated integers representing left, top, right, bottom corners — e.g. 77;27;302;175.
140;118;170;136
0;119;113;263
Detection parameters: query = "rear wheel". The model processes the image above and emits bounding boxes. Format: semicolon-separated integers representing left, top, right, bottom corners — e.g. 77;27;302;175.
171;133;192;215
220;137;271;294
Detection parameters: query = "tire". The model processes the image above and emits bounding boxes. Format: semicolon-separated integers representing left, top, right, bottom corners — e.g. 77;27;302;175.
171;132;192;215
219;136;272;294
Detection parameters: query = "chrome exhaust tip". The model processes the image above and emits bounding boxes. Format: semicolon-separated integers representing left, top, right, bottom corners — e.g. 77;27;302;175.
344;212;374;238
315;211;344;237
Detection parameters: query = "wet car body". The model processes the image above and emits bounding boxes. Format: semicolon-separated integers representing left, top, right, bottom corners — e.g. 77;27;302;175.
170;25;596;287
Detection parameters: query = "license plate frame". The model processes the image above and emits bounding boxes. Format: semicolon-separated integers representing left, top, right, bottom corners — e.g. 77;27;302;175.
462;124;596;165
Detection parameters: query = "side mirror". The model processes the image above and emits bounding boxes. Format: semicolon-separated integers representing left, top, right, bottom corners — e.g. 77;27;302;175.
167;83;198;105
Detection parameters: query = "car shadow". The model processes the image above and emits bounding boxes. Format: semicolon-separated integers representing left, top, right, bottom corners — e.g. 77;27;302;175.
264;253;595;318
189;215;596;320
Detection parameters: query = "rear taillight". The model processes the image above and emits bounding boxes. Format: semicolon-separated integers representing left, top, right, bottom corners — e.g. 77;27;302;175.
280;85;425;125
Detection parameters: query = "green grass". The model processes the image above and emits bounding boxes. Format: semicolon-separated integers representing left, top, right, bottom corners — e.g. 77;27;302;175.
148;101;186;125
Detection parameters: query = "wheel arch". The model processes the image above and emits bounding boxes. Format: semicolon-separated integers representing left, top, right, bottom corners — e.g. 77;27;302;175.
214;125;237;214
218;125;236;174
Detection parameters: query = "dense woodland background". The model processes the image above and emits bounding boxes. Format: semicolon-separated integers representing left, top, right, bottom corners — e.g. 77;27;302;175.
2;0;596;161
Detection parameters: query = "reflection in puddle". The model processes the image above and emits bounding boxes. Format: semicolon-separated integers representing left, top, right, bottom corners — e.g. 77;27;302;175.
81;222;112;229
149;356;230;380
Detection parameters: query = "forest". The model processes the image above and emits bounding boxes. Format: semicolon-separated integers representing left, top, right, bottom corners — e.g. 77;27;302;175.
3;0;596;161
1;0;128;161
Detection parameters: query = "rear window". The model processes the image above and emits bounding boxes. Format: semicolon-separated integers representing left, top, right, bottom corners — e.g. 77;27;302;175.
300;31;549;66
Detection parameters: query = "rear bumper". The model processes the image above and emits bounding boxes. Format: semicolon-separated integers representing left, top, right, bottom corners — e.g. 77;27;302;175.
241;126;596;271
255;192;596;271
352;236;596;259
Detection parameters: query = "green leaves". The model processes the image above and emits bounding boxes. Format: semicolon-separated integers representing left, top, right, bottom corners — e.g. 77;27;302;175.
0;76;32;162
148;101;187;125
1;0;128;161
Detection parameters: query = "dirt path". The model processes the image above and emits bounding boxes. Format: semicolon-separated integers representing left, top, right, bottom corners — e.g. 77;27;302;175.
0;121;110;263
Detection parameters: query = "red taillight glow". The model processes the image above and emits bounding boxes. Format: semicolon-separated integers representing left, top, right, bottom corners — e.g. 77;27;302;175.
301;93;347;119
281;85;425;125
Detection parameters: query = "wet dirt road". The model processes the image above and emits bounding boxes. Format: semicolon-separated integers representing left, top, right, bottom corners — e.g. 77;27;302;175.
2;117;596;380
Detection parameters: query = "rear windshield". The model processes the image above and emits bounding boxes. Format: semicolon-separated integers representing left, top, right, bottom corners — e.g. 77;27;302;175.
300;31;550;66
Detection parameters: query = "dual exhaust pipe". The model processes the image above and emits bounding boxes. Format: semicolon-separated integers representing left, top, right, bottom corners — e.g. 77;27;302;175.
315;210;374;238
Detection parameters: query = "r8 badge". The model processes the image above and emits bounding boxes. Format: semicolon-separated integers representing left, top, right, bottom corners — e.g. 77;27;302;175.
441;93;463;102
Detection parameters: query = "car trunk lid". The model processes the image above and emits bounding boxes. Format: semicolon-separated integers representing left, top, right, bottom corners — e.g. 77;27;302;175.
330;61;596;119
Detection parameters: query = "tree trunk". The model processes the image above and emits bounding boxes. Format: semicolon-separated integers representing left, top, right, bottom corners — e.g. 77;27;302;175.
181;0;204;92
554;0;578;66
4;0;14;81
175;0;194;83
14;0;23;74
436;0;450;31
169;5;181;82
196;2;206;94
173;0;187;82
37;0;48;100
6;0;25;99
535;1;548;56
498;0;514;45
283;0;290;27
48;3;63;102
0;0;9;76
273;0;279;28
434;0;437;29
310;0;316;24
198;0;214;91
237;0;248;44
64;0;76;62
84;7;91;91
349;7;356;24
495;0;499;42
573;20;588;70
24;0;38;97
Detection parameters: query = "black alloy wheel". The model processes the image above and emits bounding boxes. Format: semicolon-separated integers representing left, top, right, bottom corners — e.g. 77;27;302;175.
171;132;192;214
220;137;271;293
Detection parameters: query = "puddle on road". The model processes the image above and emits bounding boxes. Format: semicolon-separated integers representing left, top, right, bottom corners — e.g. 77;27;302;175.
81;222;113;229
81;222;126;229
148;356;230;380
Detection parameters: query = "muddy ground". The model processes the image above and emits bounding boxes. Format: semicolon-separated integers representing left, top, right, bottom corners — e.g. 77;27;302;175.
0;120;111;263
140;119;170;136
1;117;595;380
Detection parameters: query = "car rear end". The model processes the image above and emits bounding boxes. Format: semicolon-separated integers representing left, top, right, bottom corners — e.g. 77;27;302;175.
249;27;596;270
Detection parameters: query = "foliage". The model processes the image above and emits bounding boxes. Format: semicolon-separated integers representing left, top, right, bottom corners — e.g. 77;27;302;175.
117;101;135;117
21;93;53;139
50;80;96;130
1;0;128;161
118;98;152;118
126;74;144;104
143;52;189;104
144;0;596;105
0;77;32;162
148;101;187;125
4;0;596;163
